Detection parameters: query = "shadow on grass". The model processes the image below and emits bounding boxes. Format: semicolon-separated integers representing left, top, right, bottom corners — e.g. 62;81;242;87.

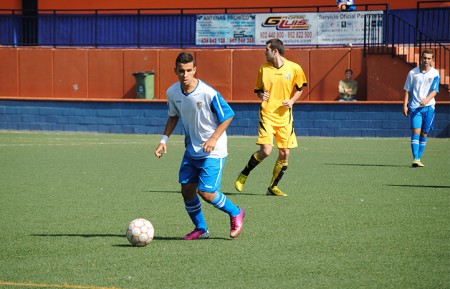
113;236;230;247
32;234;230;244
223;191;263;196
144;190;181;194
32;233;124;238
387;184;450;189
324;163;405;167
144;190;263;196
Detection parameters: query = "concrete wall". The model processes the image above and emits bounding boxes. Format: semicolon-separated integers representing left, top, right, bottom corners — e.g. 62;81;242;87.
1;99;448;138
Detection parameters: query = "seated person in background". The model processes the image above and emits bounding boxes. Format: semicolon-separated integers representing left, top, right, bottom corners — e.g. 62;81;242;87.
338;69;358;101
337;0;356;11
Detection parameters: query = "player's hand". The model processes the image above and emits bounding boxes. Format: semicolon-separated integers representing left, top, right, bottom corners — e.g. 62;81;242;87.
282;99;293;108
420;98;429;106
154;143;167;158
200;137;217;153
258;91;269;101
402;105;409;117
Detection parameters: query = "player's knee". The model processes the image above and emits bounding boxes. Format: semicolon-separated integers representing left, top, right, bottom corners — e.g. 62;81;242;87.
259;145;272;158
279;148;290;159
197;190;215;203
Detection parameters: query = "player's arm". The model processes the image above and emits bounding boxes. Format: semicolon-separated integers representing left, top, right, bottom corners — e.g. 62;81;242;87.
403;91;410;116
420;75;440;106
154;115;179;158
202;117;233;153
255;89;269;101
254;67;269;101
282;85;303;108
201;93;235;152
420;90;437;106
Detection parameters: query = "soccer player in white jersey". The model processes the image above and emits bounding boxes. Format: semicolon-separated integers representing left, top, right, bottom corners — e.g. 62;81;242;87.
154;52;245;240
403;49;440;167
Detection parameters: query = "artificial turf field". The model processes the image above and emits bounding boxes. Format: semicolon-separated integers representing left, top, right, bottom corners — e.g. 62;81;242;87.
0;131;449;289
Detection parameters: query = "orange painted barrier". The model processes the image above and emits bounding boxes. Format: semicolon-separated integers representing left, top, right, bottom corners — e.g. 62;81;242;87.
1;47;448;102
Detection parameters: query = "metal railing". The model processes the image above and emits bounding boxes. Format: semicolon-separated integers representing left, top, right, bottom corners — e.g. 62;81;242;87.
364;11;450;89
417;1;450;43
0;4;388;48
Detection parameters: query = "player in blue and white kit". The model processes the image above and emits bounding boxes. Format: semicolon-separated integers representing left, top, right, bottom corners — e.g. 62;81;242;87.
154;52;245;240
337;0;356;11
403;49;440;167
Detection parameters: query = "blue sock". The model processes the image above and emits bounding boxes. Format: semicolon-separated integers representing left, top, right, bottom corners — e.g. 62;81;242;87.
418;135;427;159
184;195;207;232
411;134;420;160
210;191;240;217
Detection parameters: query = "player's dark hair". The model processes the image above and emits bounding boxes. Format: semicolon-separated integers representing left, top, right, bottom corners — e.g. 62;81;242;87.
422;49;434;58
175;52;195;67
345;69;353;74
266;38;285;57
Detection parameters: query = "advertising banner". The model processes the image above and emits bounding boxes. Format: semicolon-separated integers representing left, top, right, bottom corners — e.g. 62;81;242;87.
317;11;383;45
196;11;383;46
196;14;255;45
254;13;318;45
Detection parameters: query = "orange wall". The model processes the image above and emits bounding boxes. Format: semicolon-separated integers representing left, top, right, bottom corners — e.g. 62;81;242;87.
0;0;21;9
1;47;448;102
0;47;369;101
35;0;441;10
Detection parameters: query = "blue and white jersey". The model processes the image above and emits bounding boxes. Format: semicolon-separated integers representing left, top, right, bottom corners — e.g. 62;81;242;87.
404;66;440;109
166;79;234;159
336;0;356;10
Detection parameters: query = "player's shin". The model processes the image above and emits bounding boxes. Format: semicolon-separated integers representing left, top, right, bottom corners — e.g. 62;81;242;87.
242;151;263;176
410;134;420;159
211;191;240;216
418;135;427;159
270;160;288;187
184;195;207;232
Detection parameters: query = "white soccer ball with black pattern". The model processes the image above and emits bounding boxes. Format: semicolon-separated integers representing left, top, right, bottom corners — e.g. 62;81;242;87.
126;218;154;246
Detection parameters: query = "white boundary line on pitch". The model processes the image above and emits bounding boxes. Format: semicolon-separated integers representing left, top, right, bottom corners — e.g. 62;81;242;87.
0;281;123;289
0;140;185;147
0;141;149;147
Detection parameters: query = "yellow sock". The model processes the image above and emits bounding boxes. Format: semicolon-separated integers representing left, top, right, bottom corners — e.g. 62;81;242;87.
270;160;288;187
242;151;263;176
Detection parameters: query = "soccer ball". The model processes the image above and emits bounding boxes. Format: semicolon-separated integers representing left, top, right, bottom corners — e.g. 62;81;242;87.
126;218;154;247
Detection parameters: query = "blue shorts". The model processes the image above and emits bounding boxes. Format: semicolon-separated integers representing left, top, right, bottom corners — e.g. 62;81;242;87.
179;152;225;193
410;106;435;133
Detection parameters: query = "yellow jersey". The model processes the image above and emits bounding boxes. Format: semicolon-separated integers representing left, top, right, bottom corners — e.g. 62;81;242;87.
255;59;307;126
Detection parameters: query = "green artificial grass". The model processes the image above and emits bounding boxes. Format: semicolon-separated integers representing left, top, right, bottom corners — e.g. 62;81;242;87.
0;131;448;289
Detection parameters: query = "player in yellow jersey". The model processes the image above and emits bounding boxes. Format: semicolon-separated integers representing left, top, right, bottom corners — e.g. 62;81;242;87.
235;38;307;196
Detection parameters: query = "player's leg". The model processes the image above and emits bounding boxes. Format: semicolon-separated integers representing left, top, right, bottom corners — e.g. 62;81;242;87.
409;108;423;167
267;124;297;196
417;106;435;165
179;153;209;240
198;157;245;238
235;123;274;192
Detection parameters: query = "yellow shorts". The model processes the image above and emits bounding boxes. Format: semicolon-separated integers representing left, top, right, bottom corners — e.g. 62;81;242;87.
256;122;298;149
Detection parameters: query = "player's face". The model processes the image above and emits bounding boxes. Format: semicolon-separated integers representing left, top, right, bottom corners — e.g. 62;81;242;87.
345;71;352;79
265;44;276;62
175;62;196;89
420;53;433;70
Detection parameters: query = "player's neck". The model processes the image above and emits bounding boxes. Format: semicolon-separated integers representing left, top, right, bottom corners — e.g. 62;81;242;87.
420;65;431;73
272;56;285;69
182;78;198;94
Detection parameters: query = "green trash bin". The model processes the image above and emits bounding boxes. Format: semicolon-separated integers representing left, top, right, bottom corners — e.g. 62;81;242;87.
133;71;155;99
